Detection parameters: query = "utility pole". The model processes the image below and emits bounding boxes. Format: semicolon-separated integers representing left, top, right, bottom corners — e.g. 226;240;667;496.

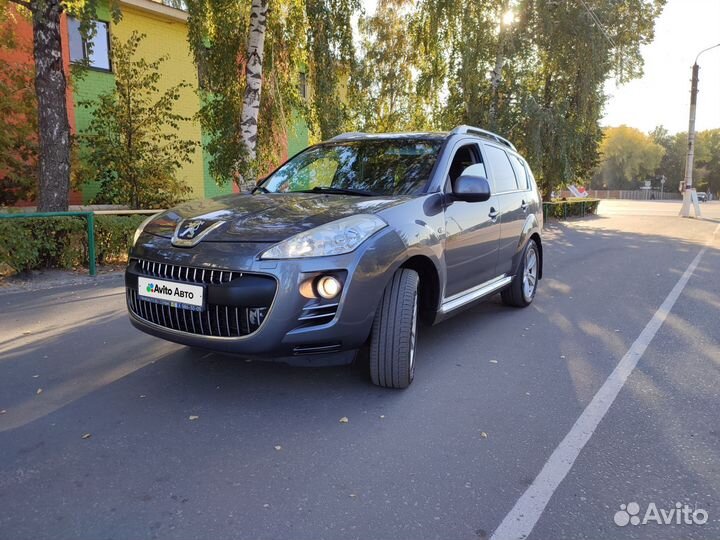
680;43;720;218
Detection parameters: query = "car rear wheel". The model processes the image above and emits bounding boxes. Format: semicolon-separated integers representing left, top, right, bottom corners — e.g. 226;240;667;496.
369;268;419;389
501;238;539;307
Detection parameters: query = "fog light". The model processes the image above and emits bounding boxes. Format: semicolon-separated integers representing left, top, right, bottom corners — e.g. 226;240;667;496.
316;275;342;299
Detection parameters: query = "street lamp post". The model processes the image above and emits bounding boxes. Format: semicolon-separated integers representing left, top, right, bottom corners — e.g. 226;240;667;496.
680;43;720;218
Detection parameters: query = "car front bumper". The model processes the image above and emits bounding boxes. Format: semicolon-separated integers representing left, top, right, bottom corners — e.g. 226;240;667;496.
125;230;405;365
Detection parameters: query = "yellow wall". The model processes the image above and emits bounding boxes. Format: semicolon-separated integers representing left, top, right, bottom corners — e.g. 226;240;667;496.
112;6;205;198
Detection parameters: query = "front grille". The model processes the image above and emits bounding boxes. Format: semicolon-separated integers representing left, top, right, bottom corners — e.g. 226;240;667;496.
137;258;240;285
128;259;271;338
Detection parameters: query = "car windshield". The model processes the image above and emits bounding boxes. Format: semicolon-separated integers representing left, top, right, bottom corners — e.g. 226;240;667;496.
260;140;442;196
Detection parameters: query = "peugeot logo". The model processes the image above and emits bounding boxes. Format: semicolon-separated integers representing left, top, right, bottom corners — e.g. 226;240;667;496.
178;219;205;239
172;219;225;247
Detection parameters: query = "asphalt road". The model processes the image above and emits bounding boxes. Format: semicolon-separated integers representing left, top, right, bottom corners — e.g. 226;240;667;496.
1;200;719;540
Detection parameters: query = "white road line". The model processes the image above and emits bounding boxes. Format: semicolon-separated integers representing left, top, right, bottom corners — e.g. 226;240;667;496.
491;223;720;540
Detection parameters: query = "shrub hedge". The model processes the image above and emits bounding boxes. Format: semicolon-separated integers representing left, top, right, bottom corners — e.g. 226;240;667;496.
0;214;147;273
543;198;600;220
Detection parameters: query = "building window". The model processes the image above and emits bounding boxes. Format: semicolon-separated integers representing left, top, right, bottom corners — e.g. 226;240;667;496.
162;0;189;10
68;18;111;71
298;72;308;100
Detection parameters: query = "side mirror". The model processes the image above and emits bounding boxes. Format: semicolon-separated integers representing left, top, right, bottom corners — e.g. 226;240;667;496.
452;175;491;202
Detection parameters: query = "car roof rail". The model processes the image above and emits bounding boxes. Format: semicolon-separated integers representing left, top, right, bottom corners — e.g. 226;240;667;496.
450;125;516;151
329;132;368;141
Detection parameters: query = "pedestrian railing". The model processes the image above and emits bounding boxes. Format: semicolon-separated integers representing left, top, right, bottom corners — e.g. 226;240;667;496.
0;209;161;276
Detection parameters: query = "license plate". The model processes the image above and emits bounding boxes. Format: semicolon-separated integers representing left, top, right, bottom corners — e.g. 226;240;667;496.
138;276;205;311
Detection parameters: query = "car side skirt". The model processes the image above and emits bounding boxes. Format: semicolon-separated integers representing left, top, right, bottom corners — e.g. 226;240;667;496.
438;274;513;315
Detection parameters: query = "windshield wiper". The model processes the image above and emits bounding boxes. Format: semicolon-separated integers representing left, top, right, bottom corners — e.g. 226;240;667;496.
297;186;379;197
251;185;270;194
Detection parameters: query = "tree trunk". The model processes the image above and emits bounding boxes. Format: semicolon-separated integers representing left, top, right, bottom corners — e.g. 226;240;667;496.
32;0;71;211
488;0;510;131
238;0;269;191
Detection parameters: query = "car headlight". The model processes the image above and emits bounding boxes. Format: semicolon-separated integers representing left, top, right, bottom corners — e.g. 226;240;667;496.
260;214;387;259
132;213;162;247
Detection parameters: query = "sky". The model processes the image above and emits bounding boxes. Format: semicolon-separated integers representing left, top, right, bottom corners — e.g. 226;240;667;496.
360;0;720;134
602;0;720;133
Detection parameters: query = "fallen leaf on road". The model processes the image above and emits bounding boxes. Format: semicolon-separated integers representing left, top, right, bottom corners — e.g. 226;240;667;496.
81;433;91;439
379;415;385;419
489;360;498;364
339;417;349;424
0;410;6;415
263;503;270;508
36;388;43;395
22;331;31;335
479;431;488;439
274;445;282;451
139;395;146;399
560;355;566;359
349;493;357;498
188;415;199;421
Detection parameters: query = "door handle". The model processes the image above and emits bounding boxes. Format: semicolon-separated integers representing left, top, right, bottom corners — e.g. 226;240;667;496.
489;208;498;221
521;200;528;212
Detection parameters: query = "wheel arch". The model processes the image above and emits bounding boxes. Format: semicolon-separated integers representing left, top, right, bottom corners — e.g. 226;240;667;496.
399;255;442;323
529;232;543;279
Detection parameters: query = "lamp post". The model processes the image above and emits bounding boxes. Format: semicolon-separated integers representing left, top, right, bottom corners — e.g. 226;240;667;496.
680;43;720;217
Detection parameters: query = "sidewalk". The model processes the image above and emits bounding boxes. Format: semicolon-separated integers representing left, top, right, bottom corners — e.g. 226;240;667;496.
0;266;125;295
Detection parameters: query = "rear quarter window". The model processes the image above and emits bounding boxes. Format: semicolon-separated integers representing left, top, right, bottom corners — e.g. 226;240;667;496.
508;154;530;191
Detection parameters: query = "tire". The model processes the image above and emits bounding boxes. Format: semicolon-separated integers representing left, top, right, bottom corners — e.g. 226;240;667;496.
369;268;419;389
501;238;539;308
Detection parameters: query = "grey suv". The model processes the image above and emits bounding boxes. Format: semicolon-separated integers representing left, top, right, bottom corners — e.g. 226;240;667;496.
126;125;543;388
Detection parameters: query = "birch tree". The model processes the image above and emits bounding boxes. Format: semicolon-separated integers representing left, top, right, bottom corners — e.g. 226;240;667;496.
238;0;268;189
186;0;307;189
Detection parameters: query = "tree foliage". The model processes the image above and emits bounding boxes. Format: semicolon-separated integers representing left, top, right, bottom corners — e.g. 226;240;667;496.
183;0;665;198
352;0;665;197
591;125;664;189
305;0;358;139
78;31;196;209
351;0;424;132
652;126;720;196
0;12;38;205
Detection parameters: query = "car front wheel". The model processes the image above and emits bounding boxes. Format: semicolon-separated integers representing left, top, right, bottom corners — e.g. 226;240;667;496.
369;268;419;389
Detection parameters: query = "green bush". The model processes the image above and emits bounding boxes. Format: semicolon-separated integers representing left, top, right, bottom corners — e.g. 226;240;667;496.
0;214;147;273
543;198;600;220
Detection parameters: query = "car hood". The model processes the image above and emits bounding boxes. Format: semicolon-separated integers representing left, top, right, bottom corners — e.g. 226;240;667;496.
145;193;411;243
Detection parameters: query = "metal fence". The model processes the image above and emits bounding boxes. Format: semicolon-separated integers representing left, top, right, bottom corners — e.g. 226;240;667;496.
558;190;682;201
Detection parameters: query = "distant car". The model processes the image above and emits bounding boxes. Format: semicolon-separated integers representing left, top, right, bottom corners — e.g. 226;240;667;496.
125;125;544;388
697;192;707;202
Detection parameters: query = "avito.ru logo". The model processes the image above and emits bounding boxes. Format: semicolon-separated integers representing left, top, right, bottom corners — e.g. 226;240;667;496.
146;283;154;293
614;501;708;527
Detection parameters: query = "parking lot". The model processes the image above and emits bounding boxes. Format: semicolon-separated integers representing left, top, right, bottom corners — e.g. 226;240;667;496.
1;200;719;540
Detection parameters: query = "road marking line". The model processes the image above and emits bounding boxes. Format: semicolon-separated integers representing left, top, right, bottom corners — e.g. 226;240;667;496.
491;224;719;540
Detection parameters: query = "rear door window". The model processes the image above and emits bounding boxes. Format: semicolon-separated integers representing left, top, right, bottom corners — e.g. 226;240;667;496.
484;145;519;193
